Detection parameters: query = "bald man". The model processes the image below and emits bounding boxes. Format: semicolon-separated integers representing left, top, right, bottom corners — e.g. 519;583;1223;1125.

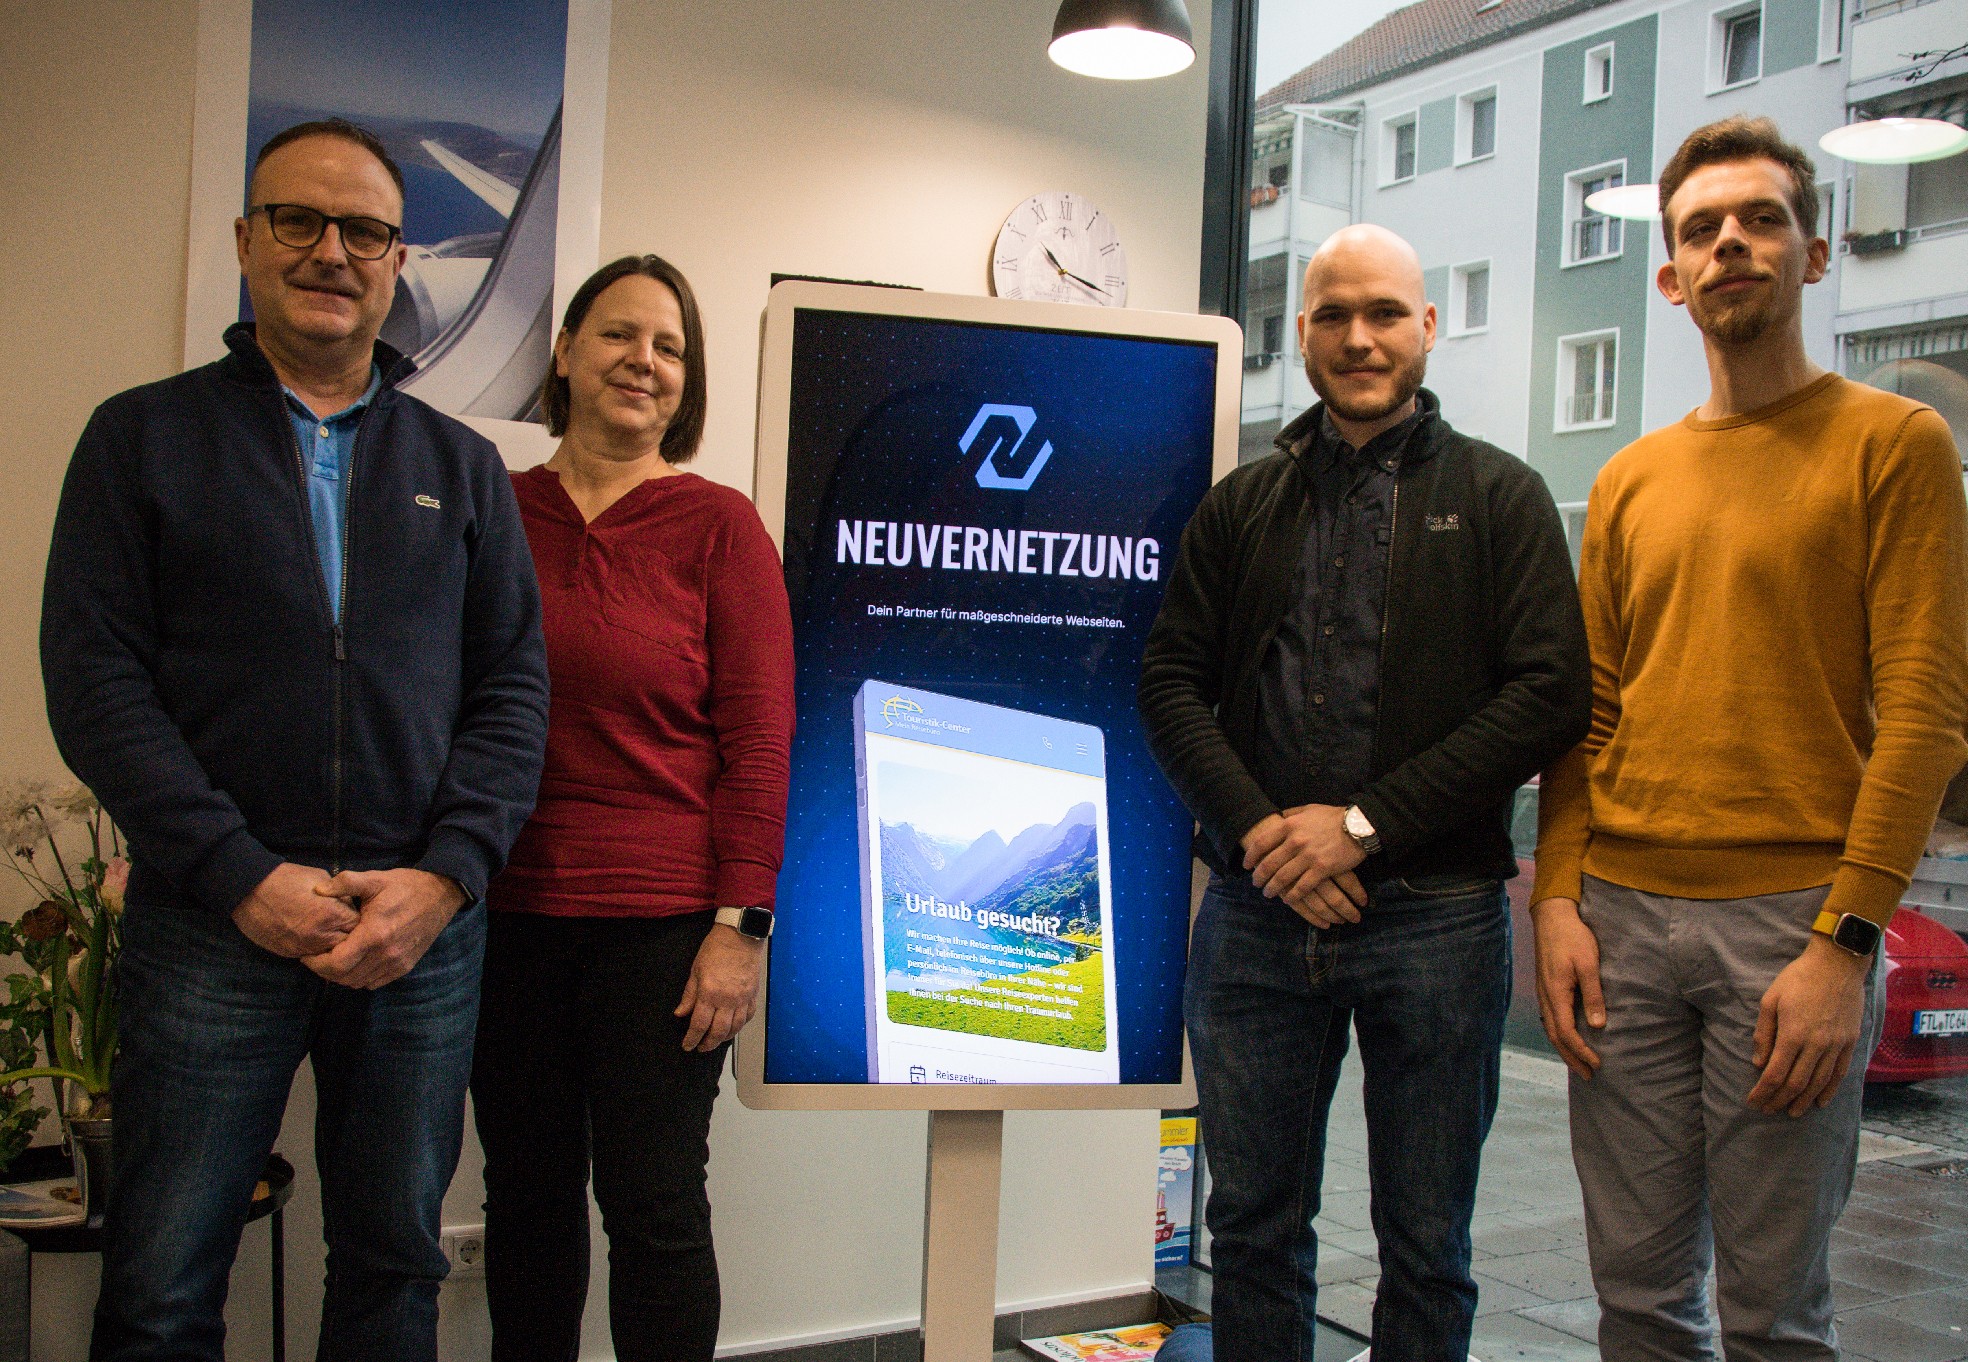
1140;225;1590;1361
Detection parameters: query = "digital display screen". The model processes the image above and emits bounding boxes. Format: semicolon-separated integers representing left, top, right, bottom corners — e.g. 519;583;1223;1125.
766;307;1218;1086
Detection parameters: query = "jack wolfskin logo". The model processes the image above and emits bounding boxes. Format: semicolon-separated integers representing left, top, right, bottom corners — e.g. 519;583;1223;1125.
1425;513;1461;531
961;404;1054;491
415;495;441;509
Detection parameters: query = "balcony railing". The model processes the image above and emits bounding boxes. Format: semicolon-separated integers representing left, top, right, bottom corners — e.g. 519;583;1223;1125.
1841;216;1968;256
1851;0;1942;23
1572;215;1623;262
1568;390;1614;425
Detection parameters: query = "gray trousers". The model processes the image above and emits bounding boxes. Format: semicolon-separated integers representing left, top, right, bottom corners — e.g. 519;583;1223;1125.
1570;876;1884;1362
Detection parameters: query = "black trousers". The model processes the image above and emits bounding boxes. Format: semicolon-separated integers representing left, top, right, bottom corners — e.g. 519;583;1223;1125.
471;910;727;1362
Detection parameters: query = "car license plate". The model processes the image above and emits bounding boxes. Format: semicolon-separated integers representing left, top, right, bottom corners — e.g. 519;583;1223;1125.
1912;1009;1968;1038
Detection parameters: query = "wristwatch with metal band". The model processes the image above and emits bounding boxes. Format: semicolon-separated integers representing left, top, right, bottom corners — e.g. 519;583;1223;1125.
1342;804;1381;856
1811;909;1881;958
715;906;775;941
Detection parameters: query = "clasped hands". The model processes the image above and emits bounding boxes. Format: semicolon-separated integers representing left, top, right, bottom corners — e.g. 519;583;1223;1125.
232;861;466;989
1240;804;1368;928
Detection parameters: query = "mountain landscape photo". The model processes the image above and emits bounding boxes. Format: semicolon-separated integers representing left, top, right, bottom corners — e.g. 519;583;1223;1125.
877;797;1109;1050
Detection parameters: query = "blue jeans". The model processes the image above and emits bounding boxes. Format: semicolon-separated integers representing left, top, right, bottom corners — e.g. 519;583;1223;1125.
92;896;485;1361
1186;872;1510;1362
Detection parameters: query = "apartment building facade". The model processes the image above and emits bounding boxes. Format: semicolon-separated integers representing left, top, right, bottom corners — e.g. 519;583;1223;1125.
1242;0;1915;509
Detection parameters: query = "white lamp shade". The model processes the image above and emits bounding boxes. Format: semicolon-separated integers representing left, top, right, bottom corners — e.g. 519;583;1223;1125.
1585;183;1662;221
1819;118;1968;165
1048;26;1196;78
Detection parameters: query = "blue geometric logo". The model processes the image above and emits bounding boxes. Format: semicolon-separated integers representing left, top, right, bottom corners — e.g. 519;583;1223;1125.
961;404;1054;491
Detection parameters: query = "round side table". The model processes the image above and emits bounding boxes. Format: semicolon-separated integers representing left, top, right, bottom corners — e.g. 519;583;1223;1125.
2;1145;295;1361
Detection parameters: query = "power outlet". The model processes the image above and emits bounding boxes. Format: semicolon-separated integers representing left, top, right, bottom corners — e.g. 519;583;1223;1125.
441;1224;486;1279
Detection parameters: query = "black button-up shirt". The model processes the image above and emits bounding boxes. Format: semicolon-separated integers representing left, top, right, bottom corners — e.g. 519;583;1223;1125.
1251;404;1420;813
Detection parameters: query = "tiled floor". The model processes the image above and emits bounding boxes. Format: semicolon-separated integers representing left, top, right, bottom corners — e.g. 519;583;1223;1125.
1286;1049;1968;1362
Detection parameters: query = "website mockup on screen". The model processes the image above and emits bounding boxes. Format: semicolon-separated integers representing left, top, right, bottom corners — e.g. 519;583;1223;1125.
855;681;1120;1084
749;284;1235;1100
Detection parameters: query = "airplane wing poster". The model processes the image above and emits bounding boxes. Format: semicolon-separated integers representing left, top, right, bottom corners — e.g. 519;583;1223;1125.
183;0;610;448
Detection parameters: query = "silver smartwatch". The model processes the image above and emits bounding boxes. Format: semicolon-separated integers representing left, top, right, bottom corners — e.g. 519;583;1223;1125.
1342;804;1381;856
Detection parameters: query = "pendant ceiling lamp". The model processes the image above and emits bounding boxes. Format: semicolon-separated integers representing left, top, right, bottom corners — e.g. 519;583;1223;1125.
1049;0;1197;80
1584;183;1662;221
1819;117;1968;165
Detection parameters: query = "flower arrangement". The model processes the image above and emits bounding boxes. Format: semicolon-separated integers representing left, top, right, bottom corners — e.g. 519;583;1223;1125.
0;782;122;1170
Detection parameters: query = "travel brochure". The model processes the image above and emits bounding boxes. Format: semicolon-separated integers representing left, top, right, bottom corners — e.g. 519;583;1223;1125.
1021;1322;1171;1360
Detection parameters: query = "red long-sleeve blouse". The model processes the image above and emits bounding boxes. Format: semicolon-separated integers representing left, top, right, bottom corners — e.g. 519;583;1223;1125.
489;466;795;917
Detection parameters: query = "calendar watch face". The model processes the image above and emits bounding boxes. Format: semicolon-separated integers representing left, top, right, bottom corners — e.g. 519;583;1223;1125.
991;192;1128;307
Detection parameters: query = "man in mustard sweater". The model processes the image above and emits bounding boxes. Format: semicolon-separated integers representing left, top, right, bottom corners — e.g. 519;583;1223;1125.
1532;115;1967;1360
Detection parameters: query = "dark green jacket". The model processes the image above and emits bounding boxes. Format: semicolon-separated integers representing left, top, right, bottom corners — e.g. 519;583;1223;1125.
1138;390;1590;884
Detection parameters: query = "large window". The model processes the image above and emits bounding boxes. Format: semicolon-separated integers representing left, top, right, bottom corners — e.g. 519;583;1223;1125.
1712;4;1762;90
1204;0;1968;1326
1558;330;1619;430
1566;163;1626;265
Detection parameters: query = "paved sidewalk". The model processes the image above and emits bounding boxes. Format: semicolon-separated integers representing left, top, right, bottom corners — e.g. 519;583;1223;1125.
1296;1048;1968;1361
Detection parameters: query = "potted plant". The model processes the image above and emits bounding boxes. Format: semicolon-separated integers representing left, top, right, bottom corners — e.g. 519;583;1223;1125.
0;783;123;1222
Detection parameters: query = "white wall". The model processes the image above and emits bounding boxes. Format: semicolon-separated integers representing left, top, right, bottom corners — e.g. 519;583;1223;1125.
0;1;1213;1356
1351;42;1549;454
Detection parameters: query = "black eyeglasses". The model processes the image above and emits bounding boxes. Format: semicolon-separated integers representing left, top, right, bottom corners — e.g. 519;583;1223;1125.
250;204;401;260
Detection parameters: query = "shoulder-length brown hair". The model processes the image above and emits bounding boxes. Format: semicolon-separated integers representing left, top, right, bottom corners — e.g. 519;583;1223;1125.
539;254;708;462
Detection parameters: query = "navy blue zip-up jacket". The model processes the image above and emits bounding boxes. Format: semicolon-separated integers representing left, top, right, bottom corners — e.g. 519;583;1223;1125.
41;325;550;917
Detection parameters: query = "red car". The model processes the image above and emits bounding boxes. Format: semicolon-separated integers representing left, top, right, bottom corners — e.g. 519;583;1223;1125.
1869;905;1968;1084
1503;790;1968;1084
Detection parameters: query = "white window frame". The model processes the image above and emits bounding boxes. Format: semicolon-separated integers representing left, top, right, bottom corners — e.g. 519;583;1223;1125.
1709;2;1763;93
1583;43;1615;103
1556;329;1620;432
1260;312;1286;356
1381;110;1419;186
1817;0;1842;61
1456;87;1498;165
1563;160;1627;267
1449;260;1492;336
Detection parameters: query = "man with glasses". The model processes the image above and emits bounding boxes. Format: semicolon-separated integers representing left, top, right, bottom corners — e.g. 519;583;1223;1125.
42;119;549;1360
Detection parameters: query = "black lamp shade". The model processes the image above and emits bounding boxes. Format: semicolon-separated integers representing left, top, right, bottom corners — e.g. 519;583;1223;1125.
1049;0;1196;78
1051;0;1195;46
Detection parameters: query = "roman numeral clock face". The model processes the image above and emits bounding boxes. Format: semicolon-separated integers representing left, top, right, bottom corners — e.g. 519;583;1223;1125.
991;192;1128;307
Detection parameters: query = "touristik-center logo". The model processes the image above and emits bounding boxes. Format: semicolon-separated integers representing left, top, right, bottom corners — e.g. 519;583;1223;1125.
961;404;1054;491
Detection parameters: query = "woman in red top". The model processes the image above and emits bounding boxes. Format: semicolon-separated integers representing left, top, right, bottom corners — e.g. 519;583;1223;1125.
470;255;794;1362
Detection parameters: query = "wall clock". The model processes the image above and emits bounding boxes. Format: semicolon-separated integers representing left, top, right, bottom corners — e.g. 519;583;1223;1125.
990;191;1128;307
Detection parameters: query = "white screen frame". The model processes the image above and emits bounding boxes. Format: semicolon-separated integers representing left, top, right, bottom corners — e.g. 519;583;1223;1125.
737;281;1239;1112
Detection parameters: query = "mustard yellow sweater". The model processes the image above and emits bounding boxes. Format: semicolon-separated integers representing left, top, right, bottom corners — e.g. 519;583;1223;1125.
1535;374;1968;927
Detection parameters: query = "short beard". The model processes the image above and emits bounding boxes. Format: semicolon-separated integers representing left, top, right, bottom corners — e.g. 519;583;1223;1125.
1697;299;1775;346
1308;349;1427;424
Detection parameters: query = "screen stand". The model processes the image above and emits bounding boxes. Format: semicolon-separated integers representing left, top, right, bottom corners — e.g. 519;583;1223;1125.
921;1108;1005;1361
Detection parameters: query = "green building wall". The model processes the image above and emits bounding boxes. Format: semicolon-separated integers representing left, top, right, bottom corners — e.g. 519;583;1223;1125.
1763;0;1821;78
1528;13;1659;505
1417;98;1457;176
